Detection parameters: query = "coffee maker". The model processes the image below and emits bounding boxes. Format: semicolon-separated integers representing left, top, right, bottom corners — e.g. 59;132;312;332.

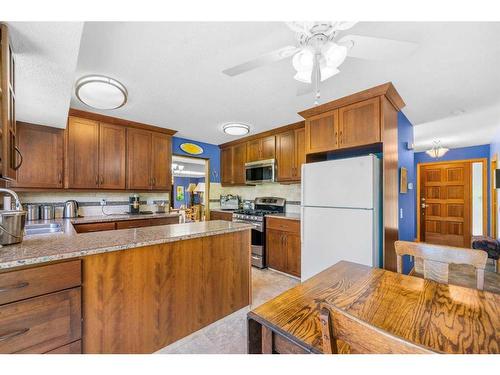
129;194;140;214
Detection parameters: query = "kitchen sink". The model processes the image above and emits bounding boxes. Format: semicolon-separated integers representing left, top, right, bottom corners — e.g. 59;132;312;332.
24;223;63;235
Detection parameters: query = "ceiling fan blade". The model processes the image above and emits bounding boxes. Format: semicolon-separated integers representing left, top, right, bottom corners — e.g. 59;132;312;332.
339;34;418;61
222;45;300;77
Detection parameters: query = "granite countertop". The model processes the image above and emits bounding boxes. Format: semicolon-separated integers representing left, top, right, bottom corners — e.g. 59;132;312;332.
0;220;252;270
265;212;301;221
210;208;237;213
71;212;180;224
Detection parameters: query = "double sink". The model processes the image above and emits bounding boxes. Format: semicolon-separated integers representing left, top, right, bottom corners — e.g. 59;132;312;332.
24;223;63;235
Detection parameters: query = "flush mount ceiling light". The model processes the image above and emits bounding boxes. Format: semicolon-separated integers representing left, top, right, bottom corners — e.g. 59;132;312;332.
75;75;128;110
426;141;449;159
222;122;250;136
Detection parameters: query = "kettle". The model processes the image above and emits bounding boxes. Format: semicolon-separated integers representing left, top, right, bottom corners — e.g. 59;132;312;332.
63;200;79;218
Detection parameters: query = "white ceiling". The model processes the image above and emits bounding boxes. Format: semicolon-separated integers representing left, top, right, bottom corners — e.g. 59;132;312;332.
10;22;500;148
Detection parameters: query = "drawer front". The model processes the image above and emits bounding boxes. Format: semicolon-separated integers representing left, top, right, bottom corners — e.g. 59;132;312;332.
0;287;81;354
116;219;152;230
210;211;233;221
45;340;81;354
266;217;300;233
73;222;116;233
150;216;179;226
0;260;81;305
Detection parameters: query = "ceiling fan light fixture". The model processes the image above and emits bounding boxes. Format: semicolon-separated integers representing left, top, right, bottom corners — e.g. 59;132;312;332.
323;43;348;68
75;75;128;110
222;122;250;136
292;48;314;72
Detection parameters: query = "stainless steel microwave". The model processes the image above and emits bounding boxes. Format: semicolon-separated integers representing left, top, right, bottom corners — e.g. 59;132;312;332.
245;159;275;184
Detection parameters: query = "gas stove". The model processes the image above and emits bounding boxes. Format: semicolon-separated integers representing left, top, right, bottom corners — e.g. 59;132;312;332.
232;197;286;269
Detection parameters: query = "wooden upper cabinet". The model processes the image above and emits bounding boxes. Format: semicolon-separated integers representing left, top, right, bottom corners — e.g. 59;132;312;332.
305;110;338;154
151;132;171;191
98;123;126;189
246;136;275;162
1;24;19;181
221;147;233;185
11;122;64;188
67;117;100;189
339;97;381;148
232;142;247;185
294;127;305;180
276;131;295;182
127;128;152;190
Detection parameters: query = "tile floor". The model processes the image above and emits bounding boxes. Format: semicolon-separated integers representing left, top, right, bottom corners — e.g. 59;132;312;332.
155;268;299;354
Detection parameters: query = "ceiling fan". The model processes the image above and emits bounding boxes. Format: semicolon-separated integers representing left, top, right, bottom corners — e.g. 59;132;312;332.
222;22;418;105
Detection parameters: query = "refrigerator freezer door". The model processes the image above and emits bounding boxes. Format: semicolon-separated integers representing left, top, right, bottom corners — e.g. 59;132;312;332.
301;206;377;281
301;155;377;209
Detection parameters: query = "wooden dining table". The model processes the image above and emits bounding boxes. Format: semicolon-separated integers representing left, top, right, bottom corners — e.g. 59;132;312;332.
247;261;499;354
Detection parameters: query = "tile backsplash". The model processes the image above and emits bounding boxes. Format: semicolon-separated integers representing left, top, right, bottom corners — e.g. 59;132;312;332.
17;192;169;218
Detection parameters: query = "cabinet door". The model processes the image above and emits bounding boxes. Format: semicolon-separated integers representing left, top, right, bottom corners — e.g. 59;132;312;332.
151;133;171;191
261;136;275;160
66;117;99;188
127;128;152;190
285;233;301;277
339;97;380;149
294;127;305;180
98;123;126;189
246;139;260;162
305;110;338;154
267;229;286;273
232;143;247;185
221;147;233;185
13;123;64;188
276;131;295;182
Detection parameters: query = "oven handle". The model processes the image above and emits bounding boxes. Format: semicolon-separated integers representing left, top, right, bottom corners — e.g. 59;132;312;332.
232;219;263;232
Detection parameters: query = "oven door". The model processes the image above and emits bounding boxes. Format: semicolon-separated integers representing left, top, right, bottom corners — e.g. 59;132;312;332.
245;159;275;184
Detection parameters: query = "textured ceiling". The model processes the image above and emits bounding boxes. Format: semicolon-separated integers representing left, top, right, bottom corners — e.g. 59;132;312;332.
10;22;500;149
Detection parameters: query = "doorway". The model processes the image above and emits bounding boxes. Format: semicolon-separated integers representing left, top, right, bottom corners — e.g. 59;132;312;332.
170;155;210;221
417;158;487;247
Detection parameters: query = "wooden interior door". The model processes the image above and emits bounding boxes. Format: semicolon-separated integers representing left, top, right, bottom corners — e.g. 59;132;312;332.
98;123;126;189
276;130;295;182
420;162;472;247
338;97;380;149
126;128;152;190
13;122;64;188
151;133;171;191
67;117;99;188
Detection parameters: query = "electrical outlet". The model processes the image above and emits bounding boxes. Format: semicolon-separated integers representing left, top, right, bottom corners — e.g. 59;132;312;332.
100;199;107;206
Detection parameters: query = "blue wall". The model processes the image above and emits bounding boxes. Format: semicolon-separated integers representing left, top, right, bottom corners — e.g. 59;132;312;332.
172;137;221;183
397;112;416;274
172;176;204;209
414;144;491;235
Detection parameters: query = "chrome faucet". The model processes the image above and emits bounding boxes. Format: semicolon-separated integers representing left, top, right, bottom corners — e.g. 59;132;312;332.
0;188;22;211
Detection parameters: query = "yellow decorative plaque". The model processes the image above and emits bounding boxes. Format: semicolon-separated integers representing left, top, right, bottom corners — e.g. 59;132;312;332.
180;143;204;155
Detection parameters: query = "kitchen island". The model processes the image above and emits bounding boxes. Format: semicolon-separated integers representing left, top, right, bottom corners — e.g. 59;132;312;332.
0;220;252;353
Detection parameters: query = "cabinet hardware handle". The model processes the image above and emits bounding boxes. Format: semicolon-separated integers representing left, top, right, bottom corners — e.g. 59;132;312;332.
339;131;343;145
334;131;338;145
153;177;156;186
0;328;30;342
58;172;62;184
95;174;99;186
13;146;23;170
0;281;29;293
100;175;104;185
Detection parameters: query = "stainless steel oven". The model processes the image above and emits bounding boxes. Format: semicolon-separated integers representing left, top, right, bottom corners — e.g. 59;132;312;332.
245;159;275;184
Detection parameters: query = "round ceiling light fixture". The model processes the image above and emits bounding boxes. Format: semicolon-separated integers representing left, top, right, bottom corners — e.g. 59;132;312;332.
222;122;250;136
75;75;128;110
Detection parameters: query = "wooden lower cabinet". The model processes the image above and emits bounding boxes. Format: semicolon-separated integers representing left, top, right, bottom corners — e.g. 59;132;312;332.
0;260;82;354
210;210;233;221
266;217;301;277
82;230;251;353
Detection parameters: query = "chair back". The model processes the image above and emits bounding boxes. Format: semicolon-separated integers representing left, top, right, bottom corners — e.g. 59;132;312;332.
319;303;435;354
394;240;488;290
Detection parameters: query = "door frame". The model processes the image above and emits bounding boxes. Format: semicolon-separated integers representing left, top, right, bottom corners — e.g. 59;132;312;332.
416;158;488;243
491;154;498;238
172;153;211;221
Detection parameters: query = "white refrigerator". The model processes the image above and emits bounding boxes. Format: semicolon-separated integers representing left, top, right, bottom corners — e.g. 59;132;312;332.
301;154;381;281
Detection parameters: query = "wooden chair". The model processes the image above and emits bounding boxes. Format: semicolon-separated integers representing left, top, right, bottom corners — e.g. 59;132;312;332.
395;240;488;290
319;303;436;354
